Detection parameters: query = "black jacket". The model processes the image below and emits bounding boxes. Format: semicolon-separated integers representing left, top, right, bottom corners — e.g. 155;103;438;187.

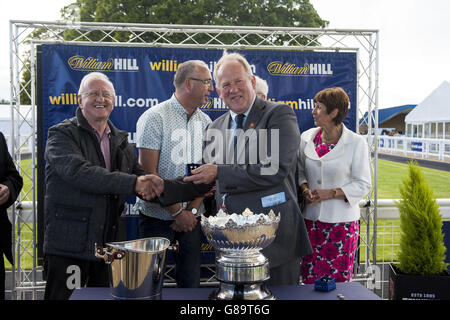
43;108;145;261
0;132;23;264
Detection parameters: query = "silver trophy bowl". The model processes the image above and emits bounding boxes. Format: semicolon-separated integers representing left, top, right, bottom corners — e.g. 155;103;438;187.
201;210;280;300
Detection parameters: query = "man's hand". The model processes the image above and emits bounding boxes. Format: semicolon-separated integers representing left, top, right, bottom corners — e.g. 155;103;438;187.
146;174;164;196
170;210;197;233
135;174;164;200
0;184;10;206
183;164;217;184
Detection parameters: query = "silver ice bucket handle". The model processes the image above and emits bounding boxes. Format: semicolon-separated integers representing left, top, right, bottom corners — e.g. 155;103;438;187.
94;243;126;264
94;242;179;264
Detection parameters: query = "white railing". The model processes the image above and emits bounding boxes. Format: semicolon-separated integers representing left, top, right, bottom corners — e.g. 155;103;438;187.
3;134;35;155
371;135;450;161
368;198;450;219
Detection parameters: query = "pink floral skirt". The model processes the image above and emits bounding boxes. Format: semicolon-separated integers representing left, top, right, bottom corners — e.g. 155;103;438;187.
301;219;359;284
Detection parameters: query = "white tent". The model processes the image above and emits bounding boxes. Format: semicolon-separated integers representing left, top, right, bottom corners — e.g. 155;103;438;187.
405;81;450;139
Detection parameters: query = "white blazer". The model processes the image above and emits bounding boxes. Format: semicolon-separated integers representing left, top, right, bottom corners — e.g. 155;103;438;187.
297;124;372;223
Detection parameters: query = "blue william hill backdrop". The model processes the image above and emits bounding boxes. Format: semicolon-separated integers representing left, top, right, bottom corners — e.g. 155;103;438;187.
39;44;356;261
41;44;357;144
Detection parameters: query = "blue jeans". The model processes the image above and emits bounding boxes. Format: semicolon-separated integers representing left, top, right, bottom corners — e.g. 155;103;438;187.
138;214;201;288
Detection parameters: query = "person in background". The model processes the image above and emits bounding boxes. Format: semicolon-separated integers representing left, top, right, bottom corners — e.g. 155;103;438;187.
0;132;23;300
133;60;213;288
254;75;269;100
43;72;158;300
297;87;371;284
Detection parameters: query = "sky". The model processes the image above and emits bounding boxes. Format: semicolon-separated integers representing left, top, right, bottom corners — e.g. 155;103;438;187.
310;0;450;108
1;0;449;109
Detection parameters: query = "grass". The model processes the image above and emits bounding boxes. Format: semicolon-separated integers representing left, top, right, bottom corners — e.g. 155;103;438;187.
377;159;450;199
17;158;34;201
363;159;450;262
359;219;401;263
4;227;34;270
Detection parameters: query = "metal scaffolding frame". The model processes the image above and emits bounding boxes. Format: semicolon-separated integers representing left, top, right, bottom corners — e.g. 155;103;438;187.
9;20;379;299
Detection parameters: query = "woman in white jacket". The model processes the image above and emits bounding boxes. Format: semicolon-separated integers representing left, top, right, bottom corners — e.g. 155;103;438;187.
298;87;371;284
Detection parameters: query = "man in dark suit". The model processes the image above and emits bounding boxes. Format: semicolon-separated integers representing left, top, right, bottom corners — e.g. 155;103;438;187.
161;52;312;285
0;132;23;300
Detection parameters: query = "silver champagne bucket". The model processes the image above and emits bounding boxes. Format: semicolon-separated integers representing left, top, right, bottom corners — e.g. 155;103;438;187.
95;237;172;300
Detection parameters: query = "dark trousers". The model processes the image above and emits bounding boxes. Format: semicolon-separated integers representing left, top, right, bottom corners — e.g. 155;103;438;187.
43;254;109;300
0;253;5;300
267;257;302;286
138;214;201;288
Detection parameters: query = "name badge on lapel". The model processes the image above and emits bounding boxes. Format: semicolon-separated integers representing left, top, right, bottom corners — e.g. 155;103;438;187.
261;192;286;208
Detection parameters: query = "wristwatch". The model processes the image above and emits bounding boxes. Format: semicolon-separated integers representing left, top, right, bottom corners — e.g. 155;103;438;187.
186;208;198;215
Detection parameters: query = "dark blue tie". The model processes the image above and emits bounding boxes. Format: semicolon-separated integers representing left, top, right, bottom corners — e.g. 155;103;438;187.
233;114;245;155
235;114;245;129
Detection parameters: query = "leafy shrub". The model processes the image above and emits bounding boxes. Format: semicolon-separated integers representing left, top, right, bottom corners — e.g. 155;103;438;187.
396;161;447;275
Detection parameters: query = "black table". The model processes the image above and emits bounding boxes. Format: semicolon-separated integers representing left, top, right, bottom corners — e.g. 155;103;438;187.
70;282;380;300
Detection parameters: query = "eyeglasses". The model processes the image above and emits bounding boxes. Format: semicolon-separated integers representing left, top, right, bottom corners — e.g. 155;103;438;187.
82;91;113;99
189;77;213;86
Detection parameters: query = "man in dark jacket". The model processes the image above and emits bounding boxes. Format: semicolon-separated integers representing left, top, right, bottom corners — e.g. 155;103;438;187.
0;132;23;300
43;72;158;300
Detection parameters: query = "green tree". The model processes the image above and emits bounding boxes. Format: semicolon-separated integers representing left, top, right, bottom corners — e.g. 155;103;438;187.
396;161;447;275
20;0;326;104
60;0;327;43
63;0;325;27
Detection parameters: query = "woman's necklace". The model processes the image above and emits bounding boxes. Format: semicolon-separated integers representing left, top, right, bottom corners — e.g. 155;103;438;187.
321;124;343;144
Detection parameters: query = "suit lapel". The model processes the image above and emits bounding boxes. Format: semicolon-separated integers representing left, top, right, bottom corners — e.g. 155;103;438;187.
244;97;265;130
304;128;321;160
205;112;232;165
237;97;265;163
209;97;267;164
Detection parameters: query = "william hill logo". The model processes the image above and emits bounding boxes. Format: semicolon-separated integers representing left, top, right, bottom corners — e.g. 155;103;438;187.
149;60;180;72
267;61;333;76
68;56;139;72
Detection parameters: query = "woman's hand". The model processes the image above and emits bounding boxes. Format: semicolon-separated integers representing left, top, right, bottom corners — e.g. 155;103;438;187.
309;188;344;205
300;184;317;205
303;188;316;204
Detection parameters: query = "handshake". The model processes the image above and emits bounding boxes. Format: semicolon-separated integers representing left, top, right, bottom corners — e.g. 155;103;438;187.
135;174;164;201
